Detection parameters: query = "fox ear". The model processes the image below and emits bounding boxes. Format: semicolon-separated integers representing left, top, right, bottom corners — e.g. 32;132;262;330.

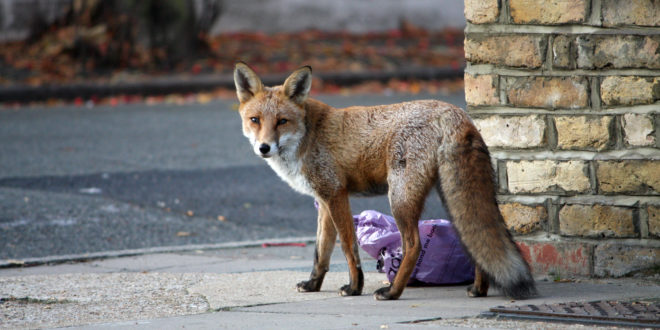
283;66;312;104
234;62;263;103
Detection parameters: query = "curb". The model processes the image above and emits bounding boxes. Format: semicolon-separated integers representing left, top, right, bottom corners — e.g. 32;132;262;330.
0;236;316;268
0;66;463;102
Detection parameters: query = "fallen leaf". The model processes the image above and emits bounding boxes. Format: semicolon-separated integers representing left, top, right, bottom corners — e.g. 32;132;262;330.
197;93;213;104
1;24;465;107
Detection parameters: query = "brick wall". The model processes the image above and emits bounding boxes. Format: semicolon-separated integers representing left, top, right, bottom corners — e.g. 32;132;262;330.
464;0;659;278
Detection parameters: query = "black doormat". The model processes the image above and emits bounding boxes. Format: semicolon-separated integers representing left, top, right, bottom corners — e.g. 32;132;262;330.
488;300;659;328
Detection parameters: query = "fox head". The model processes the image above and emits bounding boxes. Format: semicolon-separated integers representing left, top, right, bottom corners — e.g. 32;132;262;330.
234;62;312;159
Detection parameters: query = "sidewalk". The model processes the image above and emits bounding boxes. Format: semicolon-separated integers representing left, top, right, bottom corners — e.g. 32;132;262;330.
1;242;658;329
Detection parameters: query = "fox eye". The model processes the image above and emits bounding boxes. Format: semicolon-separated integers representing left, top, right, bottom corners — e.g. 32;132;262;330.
250;117;260;124
277;118;288;126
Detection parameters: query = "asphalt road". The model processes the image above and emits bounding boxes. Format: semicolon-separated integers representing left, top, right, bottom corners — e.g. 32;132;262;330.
0;92;465;260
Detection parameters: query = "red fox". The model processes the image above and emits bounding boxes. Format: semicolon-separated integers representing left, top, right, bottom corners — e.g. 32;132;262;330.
233;62;536;300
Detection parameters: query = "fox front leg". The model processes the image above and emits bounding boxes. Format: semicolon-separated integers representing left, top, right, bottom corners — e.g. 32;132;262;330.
297;204;336;292
322;193;364;296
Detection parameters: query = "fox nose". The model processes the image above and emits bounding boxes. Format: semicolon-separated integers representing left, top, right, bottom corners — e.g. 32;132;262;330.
259;143;271;155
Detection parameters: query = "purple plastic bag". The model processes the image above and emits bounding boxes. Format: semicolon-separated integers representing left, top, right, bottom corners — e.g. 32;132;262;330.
354;210;474;285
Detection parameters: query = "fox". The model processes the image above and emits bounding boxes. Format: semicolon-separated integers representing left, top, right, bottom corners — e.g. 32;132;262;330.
233;62;537;300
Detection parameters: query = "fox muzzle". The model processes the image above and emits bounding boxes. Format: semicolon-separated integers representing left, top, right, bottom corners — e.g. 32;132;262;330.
259;143;271;155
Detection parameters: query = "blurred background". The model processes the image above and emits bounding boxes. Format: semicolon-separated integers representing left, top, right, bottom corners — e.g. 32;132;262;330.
0;0;466;260
0;0;466;105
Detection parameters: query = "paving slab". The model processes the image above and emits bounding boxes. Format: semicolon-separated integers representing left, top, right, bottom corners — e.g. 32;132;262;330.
2;245;658;329
4;266;658;329
1;273;209;329
0;244;376;276
0;270;388;329
66;311;409;330
237;279;660;320
56;276;660;330
188;271;389;310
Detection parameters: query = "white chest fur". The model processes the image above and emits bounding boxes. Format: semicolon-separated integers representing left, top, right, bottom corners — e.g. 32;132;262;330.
265;156;316;197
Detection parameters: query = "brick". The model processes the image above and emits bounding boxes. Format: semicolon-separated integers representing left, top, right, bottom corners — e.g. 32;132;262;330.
506;76;589;109
552;35;575;69
554;116;613;150
464;73;499;106
559;204;635;238
509;0;588;25
464;0;499;24
517;240;592;276
601;76;660;106
622;113;656;147
507;160;591;194
465;34;546;68
649;205;660;237
473;115;546;148
499;202;546;234
602;0;660;27
597;160;660;194
577;35;660;69
594;243;659;277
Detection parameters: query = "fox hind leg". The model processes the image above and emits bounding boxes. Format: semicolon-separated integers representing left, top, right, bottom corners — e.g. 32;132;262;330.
467;266;490;297
374;172;429;300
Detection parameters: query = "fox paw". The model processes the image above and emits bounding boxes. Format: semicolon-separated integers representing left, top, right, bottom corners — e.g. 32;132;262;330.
373;287;398;300
339;284;362;296
466;284;487;298
296;280;321;292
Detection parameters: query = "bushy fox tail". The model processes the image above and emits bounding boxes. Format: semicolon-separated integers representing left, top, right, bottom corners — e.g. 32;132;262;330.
436;125;537;299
